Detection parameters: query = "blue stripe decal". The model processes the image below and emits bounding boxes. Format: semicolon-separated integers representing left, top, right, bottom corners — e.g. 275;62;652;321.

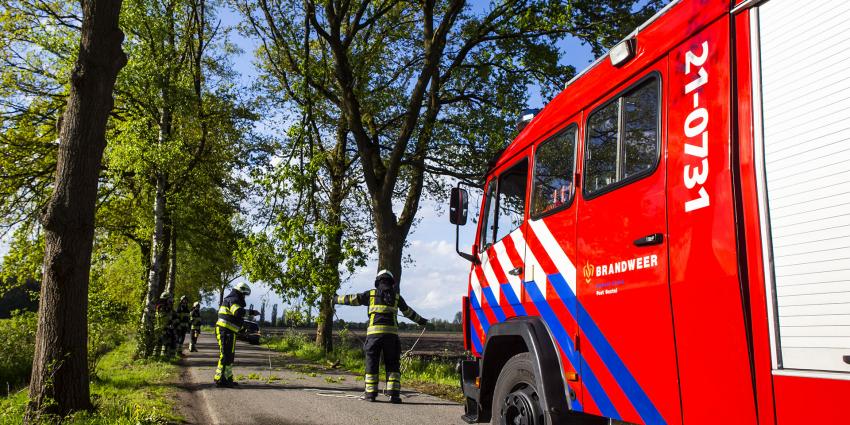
572;398;583;412
547;273;665;425
468;293;491;334
524;281;618;419
481;285;507;322
500;283;527;316
470;322;484;353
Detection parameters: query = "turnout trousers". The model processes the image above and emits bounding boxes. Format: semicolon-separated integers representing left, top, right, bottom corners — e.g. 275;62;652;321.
190;329;200;351
215;326;236;383
364;334;401;398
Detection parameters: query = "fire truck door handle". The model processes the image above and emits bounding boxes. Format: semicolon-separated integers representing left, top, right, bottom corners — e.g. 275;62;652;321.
634;233;664;247
508;267;523;276
843;355;850;365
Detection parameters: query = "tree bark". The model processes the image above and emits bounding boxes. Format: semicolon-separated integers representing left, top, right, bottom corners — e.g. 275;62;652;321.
138;174;169;357
26;0;126;418
165;224;177;296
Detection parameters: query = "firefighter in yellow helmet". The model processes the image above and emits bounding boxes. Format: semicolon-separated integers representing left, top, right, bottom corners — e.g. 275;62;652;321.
335;270;428;403
214;282;259;388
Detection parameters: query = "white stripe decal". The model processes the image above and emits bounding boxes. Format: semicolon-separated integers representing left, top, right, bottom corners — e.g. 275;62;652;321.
528;219;577;295
513;231;548;298
493;237;522;302
481;249;502;305
470;269;482;305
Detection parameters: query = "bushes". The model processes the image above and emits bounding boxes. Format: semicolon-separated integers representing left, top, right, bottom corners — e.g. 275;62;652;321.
0;305;130;393
0;311;37;389
0;341;180;425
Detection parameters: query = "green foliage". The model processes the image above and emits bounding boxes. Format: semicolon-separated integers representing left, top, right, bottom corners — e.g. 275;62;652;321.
0;341;180;424
0;228;44;287
0;1;78;234
0;311;37;388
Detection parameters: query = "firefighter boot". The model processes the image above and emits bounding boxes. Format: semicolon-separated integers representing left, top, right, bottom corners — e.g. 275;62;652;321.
387;372;402;404
362;373;378;401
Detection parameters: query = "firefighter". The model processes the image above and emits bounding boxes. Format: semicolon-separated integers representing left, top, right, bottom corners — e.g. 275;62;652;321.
154;292;178;357
215;282;259;388
335;270;428;403
189;301;202;352
175;296;191;354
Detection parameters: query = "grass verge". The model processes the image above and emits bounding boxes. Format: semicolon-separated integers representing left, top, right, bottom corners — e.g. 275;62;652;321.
0;341;181;425
264;330;462;402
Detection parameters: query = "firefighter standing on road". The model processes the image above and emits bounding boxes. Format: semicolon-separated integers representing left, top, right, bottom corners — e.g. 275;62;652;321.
189;302;202;352
175;296;191;355
154;292;179;357
215;282;259;388
335;270;428;403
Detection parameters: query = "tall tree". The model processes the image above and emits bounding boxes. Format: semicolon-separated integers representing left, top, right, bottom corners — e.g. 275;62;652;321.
237;0;664;291
111;0;258;356
26;0;126;418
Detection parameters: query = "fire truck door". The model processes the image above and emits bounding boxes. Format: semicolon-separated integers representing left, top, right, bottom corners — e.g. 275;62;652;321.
576;69;682;424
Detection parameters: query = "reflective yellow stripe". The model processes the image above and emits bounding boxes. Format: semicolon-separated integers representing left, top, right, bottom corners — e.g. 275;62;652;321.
229;304;241;315
368;305;398;314
366;325;398;335
216;319;239;332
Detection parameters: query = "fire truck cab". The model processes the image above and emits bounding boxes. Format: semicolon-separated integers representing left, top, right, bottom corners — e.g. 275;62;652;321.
450;0;850;424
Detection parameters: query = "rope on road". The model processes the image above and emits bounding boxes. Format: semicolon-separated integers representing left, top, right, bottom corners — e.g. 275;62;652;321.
400;326;427;374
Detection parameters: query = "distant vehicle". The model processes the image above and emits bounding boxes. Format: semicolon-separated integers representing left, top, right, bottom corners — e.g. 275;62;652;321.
238;320;261;345
450;0;850;424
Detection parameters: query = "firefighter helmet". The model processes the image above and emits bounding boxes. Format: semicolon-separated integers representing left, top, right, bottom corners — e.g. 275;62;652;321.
159;291;172;300
375;269;395;288
193;302;200;308
235;282;251;296
180;295;187;303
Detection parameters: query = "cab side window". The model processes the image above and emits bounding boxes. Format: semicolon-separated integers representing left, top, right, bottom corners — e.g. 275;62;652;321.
585;77;660;195
532;125;577;217
480;181;498;248
496;160;528;241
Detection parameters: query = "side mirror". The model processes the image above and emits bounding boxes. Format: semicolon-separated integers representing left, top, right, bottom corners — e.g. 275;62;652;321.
450;187;468;226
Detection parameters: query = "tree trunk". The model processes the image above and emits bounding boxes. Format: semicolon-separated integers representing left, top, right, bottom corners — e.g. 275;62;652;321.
165;225;177;296
158;216;172;294
25;0;126;419
315;131;347;352
138;174;169;357
375;215;406;282
316;293;335;351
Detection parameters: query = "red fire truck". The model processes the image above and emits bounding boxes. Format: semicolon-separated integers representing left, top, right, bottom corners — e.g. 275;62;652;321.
448;0;850;424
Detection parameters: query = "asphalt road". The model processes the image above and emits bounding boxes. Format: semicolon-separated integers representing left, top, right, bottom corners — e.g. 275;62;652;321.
178;332;467;425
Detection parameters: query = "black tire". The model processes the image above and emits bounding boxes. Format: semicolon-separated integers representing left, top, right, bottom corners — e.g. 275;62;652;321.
490;352;544;425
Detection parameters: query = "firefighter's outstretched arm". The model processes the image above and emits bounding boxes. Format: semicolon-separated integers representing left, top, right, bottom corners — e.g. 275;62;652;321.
335;291;369;306
399;296;428;326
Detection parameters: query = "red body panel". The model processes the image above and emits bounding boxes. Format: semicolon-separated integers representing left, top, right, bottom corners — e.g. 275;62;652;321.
461;1;850;424
666;17;758;424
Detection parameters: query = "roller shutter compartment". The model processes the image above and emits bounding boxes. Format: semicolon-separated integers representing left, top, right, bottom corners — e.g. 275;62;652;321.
758;0;850;373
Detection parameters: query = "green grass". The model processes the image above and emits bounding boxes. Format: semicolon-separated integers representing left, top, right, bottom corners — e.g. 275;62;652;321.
0;341;181;425
264;330;462;402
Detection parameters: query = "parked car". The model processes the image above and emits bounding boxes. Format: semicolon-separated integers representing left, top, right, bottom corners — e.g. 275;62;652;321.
238;320;261;345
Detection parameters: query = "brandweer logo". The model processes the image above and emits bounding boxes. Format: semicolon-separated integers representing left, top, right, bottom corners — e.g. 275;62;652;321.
583;261;594;284
595;254;658;277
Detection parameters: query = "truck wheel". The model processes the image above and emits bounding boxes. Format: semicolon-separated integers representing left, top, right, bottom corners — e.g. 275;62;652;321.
491;352;544;425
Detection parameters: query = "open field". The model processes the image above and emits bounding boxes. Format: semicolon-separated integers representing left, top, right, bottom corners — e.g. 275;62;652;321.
262;327;466;360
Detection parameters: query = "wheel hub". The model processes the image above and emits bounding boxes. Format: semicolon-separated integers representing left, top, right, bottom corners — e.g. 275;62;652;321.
500;385;543;425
